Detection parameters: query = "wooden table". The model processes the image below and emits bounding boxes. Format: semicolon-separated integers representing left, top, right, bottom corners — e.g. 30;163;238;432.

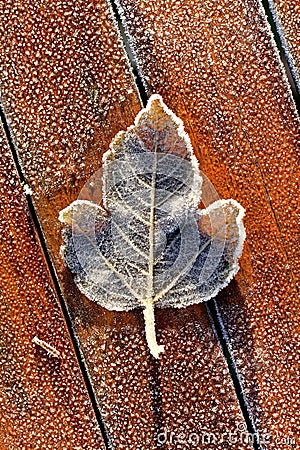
0;0;299;448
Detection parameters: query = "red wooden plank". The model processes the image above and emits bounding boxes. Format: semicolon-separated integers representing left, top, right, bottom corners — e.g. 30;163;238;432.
0;127;105;449
115;0;300;447
0;0;253;447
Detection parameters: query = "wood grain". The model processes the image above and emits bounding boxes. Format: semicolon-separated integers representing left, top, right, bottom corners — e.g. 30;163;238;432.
269;0;300;92
115;0;300;447
0;127;105;449
0;0;253;448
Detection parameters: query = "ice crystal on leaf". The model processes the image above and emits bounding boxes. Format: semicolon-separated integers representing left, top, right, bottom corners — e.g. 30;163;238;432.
59;95;245;358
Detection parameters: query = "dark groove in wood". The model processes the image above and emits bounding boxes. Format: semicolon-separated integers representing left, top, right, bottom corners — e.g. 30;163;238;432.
207;300;261;450
261;0;300;111
109;0;148;107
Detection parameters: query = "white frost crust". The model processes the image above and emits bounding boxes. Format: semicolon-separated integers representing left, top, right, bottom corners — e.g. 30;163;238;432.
190;198;246;305
58;199;105;225
106;94;196;159
155;198;246;310
201;198;246;262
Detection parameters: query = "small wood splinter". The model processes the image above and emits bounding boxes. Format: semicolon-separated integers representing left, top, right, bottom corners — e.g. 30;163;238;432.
32;336;61;358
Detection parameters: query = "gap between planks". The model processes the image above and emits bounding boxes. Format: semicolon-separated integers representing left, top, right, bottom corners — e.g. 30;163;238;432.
260;0;300;109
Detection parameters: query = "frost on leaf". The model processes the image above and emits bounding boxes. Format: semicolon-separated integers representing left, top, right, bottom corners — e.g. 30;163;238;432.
59;95;245;358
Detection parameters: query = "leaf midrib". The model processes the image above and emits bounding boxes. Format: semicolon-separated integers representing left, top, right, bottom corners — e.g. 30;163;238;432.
146;137;158;302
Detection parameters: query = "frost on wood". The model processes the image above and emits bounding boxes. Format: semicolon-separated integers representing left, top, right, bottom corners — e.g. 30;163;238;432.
59;95;245;358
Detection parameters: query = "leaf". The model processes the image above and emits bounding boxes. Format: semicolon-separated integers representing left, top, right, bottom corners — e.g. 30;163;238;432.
59;94;245;358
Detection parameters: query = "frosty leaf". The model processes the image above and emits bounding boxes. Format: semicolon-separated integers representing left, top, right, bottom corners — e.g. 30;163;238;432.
59;94;245;358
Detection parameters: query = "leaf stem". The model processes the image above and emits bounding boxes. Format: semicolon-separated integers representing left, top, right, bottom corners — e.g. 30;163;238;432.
143;299;164;358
